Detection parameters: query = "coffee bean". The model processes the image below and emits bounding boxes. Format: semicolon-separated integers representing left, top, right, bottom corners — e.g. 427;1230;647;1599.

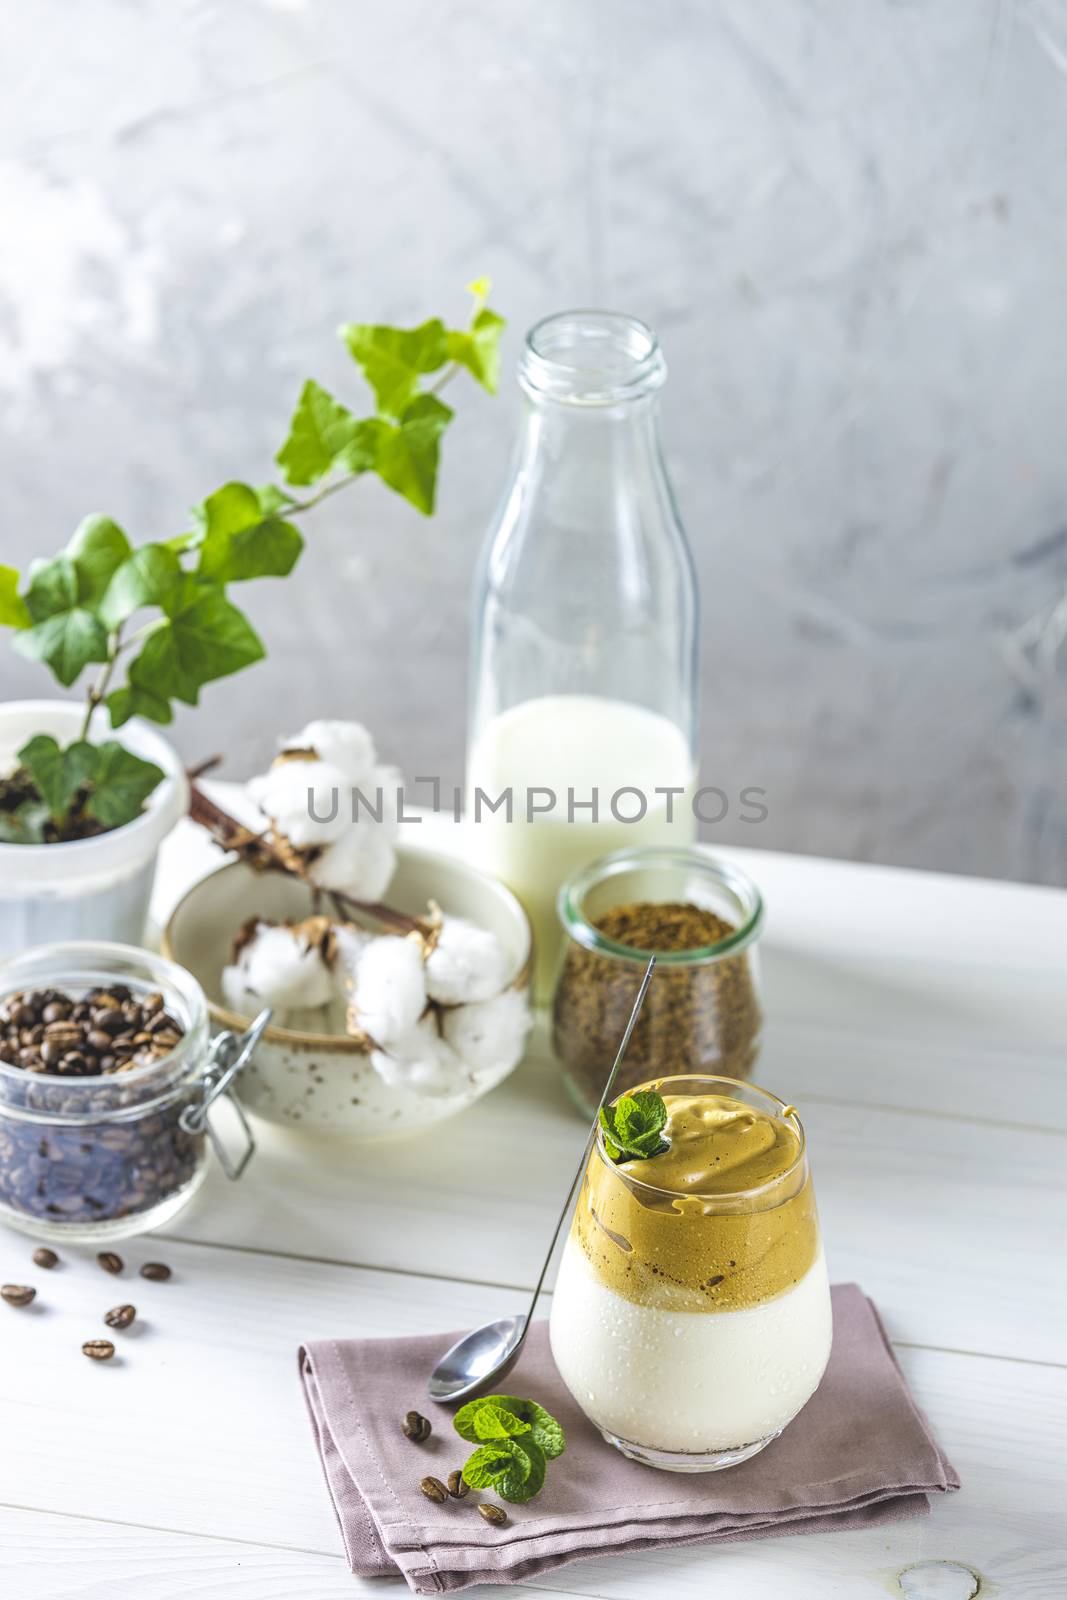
96;1252;123;1274
41;1041;67;1067
447;1470;469;1499
42;1001;71;1024
1;1284;36;1307
82;1339;115;1360
419;1477;448;1503
139;1262;171;1281
104;1304;135;1329
142;992;164;1017
93;1007;126;1035
403;1410;432;1442
86;1030;114;1053
477;1503;508;1525
32;1248;58;1269
11;1003;36;1029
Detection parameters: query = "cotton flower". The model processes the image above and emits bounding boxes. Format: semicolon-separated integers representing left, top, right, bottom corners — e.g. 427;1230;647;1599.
442;987;531;1077
287;720;378;784
424;915;512;1005
222;920;335;1015
348;933;427;1047
248;758;350;848
307;827;397;901
370;1015;465;1098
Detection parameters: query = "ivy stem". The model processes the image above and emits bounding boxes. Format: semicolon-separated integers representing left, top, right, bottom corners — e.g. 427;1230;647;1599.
80;629;122;741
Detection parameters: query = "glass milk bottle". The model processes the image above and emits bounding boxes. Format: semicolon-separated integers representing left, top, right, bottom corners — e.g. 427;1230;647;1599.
467;311;699;997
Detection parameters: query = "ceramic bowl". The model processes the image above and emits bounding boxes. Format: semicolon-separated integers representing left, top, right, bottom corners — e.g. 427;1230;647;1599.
162;849;532;1140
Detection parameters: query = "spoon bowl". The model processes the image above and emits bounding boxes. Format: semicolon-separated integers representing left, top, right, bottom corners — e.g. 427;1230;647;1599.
427;1315;526;1403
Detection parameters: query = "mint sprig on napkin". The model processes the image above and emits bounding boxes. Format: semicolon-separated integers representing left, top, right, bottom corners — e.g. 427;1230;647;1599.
599;1089;670;1163
454;1394;565;1504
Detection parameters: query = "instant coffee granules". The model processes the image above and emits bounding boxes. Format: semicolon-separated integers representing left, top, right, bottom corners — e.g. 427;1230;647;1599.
553;898;762;1115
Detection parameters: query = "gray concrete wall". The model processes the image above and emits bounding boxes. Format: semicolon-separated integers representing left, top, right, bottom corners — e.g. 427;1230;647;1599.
2;0;1066;885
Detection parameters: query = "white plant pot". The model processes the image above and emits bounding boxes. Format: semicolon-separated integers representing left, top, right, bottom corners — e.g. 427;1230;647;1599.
0;700;189;958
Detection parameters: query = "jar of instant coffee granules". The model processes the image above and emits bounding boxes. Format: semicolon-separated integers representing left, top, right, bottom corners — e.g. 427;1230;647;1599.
0;942;263;1242
552;847;764;1117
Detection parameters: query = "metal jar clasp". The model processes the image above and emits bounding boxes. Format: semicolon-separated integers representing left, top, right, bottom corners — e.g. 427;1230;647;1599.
178;1009;271;1180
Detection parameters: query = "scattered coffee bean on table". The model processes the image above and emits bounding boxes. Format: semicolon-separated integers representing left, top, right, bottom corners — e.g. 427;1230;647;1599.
403;1410;432;1442
32;1248;58;1269
446;1470;469;1498
97;1252;123;1275
477;1503;508;1526
419;1476;448;1504
1;1284;35;1307
553;899;762;1111
104;1304;136;1330
139;1262;172;1281
82;1339;115;1361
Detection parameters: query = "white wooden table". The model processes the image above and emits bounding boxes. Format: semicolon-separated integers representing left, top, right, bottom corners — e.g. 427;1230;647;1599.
3;805;1065;1600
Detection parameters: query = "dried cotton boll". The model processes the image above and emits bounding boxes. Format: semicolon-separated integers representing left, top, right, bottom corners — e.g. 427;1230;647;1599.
222;921;335;1013
308;828;397;901
350;934;427;1047
424;916;512;1005
248;758;350;848
442;987;532;1076
370;1016;465;1098
289;720;378;785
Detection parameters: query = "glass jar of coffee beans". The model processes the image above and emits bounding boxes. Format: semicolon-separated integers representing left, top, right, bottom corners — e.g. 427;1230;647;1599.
552;847;764;1117
0;942;250;1242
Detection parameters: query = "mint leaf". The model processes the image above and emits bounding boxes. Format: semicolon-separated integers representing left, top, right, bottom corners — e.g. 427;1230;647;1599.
77;740;163;828
454;1395;564;1461
106;684;174;727
275;380;365;486
375;394;452;515
340;318;448;418
600;1089;670;1163
17;735;82;825
445;307;505;394
126;576;264;706
66;515;131;607
13;607;109;687
460;1436;545;1502
472;1404;532;1442
195;483;303;583
100;544;180;630
0;565;28;628
480;1396;565;1460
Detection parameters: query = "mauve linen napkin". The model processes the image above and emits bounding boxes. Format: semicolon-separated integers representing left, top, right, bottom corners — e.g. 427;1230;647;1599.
299;1284;959;1595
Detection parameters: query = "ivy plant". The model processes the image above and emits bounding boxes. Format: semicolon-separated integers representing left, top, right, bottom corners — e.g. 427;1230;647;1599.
0;281;503;843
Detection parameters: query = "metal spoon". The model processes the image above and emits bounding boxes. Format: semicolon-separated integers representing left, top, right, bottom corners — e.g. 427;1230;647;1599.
427;954;657;1403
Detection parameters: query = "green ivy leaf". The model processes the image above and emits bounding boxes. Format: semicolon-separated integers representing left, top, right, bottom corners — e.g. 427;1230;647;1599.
66;515;132;607
194;482;303;583
22;555;80;622
375;393;453;515
255;484;298;515
126;576;264;706
13;607;109;687
340;318;448;418
99;544;181;630
0;565;29;628
0;800;49;844
445;307;505;394
106;683;174;728
275;380;365;486
17;735;83;826
77;740;164;829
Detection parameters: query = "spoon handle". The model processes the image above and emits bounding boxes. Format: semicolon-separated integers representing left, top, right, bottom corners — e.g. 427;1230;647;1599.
521;955;657;1333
